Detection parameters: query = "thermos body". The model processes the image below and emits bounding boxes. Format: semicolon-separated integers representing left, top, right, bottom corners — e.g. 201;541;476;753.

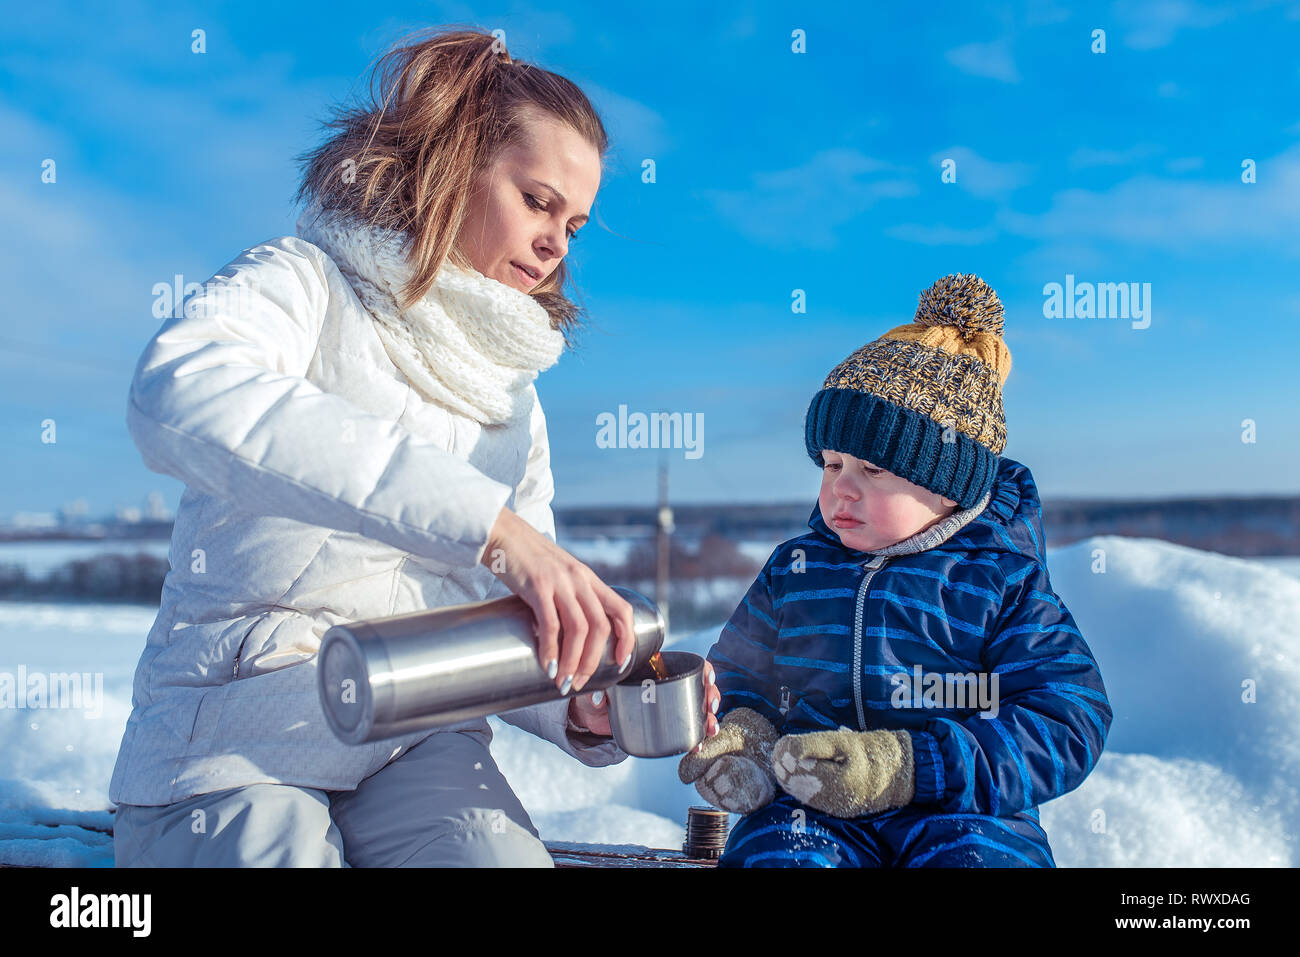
317;585;665;745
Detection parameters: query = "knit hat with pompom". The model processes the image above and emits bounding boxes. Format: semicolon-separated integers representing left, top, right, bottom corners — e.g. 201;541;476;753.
804;274;1012;509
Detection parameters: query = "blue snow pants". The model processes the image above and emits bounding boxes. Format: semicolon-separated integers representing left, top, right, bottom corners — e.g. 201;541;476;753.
717;793;1055;868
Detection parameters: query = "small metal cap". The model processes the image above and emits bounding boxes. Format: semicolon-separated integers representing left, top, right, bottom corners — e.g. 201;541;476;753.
683;805;731;859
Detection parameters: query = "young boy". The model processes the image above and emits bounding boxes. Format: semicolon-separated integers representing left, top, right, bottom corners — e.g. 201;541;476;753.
679;274;1111;868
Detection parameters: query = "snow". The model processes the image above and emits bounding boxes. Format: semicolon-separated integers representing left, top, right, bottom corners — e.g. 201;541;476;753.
560;536;777;573
1252;556;1300;581
558;536;634;567
0;535;1297;867
736;540;780;565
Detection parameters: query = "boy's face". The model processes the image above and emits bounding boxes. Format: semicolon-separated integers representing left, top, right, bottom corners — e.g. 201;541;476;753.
818;449;959;552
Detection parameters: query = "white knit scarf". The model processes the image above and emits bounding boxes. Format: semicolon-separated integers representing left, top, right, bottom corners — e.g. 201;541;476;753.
295;202;566;425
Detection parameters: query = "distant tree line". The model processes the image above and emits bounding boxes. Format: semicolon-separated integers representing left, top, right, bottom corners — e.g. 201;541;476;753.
581;534;763;632
0;553;168;603
0;538;764;629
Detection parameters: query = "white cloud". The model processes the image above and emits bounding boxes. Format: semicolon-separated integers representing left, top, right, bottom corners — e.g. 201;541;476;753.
0;12;334;377
884;223;1000;246
892;144;1300;268
700;148;918;249
996;143;1300;254
0;102;154;337
1008;322;1101;363
945;40;1020;83
1025;0;1074;24
722;14;758;40
930;146;1034;199
424;2;578;53
1009;241;1114;286
1113;0;1233;50
581;81;674;167
1068;144;1163;169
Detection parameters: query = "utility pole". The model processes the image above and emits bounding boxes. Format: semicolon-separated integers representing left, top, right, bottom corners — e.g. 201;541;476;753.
655;447;673;640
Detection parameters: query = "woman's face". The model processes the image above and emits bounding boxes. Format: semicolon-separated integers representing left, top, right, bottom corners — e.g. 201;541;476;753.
818;449;958;552
457;110;602;294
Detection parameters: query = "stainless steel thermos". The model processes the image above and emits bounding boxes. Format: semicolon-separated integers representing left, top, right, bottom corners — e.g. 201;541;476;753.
317;585;665;745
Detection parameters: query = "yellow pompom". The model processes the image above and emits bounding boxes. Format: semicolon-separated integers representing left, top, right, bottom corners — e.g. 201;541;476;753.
914;274;1005;340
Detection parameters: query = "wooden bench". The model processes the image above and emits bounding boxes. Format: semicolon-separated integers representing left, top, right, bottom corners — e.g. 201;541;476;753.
545;841;718;868
0;810;720;868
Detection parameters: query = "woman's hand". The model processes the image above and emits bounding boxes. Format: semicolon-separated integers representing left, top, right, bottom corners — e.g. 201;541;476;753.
568;689;612;735
483;506;636;694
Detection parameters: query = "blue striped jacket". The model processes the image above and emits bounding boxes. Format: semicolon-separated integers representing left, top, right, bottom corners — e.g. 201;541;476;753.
707;456;1111;818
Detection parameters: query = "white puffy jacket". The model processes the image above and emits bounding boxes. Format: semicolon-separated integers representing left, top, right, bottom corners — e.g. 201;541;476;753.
109;229;628;807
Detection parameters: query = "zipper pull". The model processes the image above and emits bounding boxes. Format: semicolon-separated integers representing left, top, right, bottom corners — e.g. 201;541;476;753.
779;686;791;716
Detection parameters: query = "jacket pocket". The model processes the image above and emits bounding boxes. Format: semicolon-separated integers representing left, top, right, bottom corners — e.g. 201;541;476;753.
185;685;228;754
393;556;450;613
232;610;320;680
231;620;258;681
386;556;410;615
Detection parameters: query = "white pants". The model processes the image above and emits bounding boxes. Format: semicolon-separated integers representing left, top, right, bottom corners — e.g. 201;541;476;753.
113;727;554;867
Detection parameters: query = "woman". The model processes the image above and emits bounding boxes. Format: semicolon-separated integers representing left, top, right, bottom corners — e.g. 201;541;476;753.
110;27;719;868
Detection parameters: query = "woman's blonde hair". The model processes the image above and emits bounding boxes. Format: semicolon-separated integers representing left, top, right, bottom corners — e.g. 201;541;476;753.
293;26;609;342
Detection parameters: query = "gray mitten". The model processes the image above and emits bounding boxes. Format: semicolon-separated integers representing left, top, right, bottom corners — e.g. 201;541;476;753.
677;707;780;814
772;727;916;818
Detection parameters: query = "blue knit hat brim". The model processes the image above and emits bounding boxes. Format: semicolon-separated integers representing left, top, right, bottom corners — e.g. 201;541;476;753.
805;388;998;510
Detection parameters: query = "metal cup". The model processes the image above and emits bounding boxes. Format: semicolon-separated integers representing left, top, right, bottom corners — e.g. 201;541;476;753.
606;650;706;758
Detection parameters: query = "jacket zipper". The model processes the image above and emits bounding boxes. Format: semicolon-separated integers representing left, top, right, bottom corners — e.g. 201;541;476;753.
853;555;889;731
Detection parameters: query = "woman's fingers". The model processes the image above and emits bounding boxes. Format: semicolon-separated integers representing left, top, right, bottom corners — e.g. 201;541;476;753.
707;663;720;715
553;585;589;693
702;662;719;739
531;591;561;679
689;715;722;754
690;673;718;753
570;581;610;694
598;584;637;673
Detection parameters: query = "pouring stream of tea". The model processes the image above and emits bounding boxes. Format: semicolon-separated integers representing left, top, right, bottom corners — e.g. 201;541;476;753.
647;651;669;680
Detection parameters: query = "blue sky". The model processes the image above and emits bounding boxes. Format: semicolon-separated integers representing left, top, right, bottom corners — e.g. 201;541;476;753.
3;0;1298;520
